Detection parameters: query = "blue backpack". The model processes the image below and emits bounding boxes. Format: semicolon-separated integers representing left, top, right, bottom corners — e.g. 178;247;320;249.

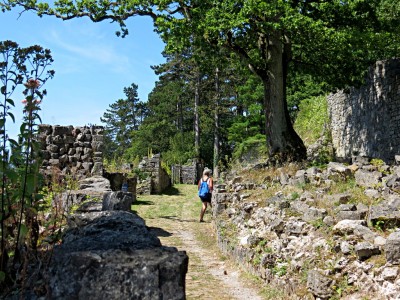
198;178;210;197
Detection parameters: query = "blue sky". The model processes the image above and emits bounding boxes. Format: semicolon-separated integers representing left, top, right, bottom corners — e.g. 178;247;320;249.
0;8;166;137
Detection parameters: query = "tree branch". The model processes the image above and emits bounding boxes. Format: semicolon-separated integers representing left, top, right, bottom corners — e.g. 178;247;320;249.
9;1;158;23
224;31;265;79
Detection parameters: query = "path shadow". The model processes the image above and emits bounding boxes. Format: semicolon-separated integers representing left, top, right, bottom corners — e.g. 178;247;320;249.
131;199;154;214
147;226;172;237
134;199;154;205
160;186;181;196
160;215;200;223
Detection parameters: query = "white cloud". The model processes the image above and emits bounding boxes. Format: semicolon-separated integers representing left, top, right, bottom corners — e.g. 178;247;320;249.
46;29;131;73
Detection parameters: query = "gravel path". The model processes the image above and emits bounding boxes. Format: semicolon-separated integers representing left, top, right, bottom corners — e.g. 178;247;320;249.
178;201;263;300
136;185;264;300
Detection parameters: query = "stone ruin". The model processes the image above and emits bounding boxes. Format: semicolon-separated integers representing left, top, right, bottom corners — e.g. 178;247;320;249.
328;58;400;163
37;124;199;195
24;126;188;298
37;124;177;196
171;160;203;185
37;124;104;179
136;154;171;194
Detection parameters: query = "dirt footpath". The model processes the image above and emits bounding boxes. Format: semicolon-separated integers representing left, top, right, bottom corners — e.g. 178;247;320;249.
133;184;263;300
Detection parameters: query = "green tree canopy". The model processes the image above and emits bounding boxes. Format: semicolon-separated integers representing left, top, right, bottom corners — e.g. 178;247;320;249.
100;83;147;159
4;0;400;162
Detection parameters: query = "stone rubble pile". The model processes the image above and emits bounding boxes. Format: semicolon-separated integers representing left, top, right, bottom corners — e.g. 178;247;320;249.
213;157;400;299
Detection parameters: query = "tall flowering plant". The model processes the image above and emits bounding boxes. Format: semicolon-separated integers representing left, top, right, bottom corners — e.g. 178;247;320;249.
0;42;54;288
16;45;54;260
0;40;25;285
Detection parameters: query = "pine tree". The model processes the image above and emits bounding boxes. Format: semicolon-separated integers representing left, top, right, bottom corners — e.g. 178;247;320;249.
100;83;147;160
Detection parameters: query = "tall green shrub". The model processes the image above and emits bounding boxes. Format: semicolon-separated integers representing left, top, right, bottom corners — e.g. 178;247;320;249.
294;95;329;146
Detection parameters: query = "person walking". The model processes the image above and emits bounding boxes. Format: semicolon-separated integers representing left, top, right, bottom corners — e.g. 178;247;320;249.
198;168;213;222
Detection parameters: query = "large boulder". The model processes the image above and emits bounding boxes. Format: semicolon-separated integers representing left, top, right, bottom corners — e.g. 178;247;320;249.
49;211;188;299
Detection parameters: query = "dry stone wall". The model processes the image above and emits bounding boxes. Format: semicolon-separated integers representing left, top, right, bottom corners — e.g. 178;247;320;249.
328;58;400;162
137;154;171;194
171;160;203;185
38;125;104;178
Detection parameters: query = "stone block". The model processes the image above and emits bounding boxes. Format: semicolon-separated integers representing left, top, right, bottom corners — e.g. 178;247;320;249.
102;191;133;211
83;148;93;155
49;159;60;166
303;207;327;222
91;126;104;134
53;125;71;136
76;147;83;154
355;242;381;260
59;154;68;164
93;157;102;163
63;135;75;144
77;132;85;141
92;141;104;152
38;124;53;135
307;270;334;299
52;135;64;144
355;169;382;187
92;135;104;142
47;144;59;152
386;231;400;264
82;162;93;171
336;210;366;221
68;156;78;163
91;162;103;176
81;154;91;162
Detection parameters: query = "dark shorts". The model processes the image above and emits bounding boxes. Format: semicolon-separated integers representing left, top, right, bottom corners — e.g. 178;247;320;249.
200;193;212;203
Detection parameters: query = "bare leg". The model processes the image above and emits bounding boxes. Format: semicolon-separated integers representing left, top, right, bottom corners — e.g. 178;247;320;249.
200;202;208;222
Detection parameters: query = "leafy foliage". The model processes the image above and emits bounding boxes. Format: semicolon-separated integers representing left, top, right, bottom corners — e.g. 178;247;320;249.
232;134;268;164
294;95;329;146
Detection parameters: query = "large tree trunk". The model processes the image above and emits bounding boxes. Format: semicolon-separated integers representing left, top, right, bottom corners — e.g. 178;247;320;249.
263;34;306;161
213;67;220;178
194;73;201;159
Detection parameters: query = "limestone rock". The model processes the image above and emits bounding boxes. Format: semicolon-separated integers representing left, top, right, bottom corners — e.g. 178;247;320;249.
355;242;381;260
78;176;111;192
102;191;133;211
386;231;400;265
307;269;334;299
354;169;382;187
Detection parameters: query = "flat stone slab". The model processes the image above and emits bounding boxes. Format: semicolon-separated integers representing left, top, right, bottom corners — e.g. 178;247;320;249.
50;210;188;299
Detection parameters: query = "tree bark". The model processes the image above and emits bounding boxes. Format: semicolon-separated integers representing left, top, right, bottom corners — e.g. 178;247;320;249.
194;73;201;160
213;67;220;178
263;34;306;161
